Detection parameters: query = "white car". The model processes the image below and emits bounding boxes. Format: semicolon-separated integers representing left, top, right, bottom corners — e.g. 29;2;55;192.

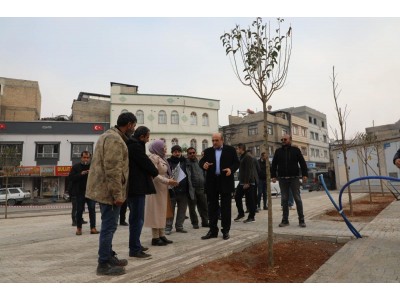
0;187;31;206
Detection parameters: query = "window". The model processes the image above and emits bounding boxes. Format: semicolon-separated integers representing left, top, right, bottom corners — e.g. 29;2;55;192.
248;124;258;136
255;146;260;157
301;127;307;137
324;150;328;158
323;135;327;143
313;118;317;125
190;112;197;125
268;146;274;156
0;143;22;166
267;125;273;135
71;143;93;159
315;133;319;141
301;147;307;156
292;125;299;135
190;139;197;149
315;149;320;157
321;120;325;128
121;109;129;114
202;139;208;151
171;138;179;146
171;110;179;124
158;110;167;124
202;113;209;126
36;143;59;159
309;116;312;123
281;128;288;136
136;110;144;124
310;148;315;157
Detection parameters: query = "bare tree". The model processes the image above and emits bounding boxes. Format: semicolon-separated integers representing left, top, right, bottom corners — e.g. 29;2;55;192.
330;66;354;215
221;17;292;267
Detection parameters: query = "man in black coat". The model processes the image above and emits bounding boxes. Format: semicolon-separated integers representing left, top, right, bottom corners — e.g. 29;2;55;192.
271;134;308;228
126;126;159;259
199;133;240;240
68;151;98;235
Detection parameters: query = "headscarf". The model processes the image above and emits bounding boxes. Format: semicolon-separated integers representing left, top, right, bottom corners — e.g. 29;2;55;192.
149;139;172;176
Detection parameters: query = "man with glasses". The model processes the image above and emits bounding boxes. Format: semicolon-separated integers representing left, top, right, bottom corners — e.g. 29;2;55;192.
185;147;209;229
271;134;308;228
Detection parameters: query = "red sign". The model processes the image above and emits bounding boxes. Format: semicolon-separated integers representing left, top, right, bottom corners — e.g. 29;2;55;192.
0;123;6;130
93;124;104;131
14;166;41;176
55;166;72;176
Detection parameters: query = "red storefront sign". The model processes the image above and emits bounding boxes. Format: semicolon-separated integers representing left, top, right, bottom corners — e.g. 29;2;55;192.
55;166;72;176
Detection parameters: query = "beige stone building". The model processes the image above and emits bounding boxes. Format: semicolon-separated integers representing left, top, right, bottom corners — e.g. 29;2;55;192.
71;92;110;122
0;77;41;121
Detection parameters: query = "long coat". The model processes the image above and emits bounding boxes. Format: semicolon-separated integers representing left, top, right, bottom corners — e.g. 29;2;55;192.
144;153;171;228
85;127;129;205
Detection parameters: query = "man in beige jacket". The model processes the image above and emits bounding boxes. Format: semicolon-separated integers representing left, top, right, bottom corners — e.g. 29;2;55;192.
86;112;137;276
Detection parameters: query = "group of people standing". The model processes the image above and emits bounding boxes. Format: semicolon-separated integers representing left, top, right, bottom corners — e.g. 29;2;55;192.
69;111;310;277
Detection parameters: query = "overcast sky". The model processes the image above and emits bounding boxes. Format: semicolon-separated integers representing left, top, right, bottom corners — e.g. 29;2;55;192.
1;1;399;139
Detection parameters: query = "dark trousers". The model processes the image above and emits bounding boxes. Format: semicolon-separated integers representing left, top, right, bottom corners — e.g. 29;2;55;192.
76;195;96;229
235;184;256;219
207;177;232;234
257;179;268;208
98;203;120;264
128;195;145;255
278;178;304;223
71;196;77;223
188;187;209;226
119;200;128;224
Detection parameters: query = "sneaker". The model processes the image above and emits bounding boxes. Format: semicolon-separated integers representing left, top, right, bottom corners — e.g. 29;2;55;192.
299;222;307;228
243;218;255;223
130;251;152;259
279;222;289;227
119;221;129;226
110;255;128;267
234;214;245;222
97;262;125;276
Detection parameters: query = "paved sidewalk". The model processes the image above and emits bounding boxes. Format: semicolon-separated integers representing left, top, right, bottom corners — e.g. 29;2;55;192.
0;191;399;283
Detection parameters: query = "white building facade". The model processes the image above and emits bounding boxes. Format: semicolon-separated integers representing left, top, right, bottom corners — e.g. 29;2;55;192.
110;83;220;154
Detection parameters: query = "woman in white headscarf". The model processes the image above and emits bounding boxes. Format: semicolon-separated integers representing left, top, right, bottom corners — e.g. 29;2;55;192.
144;139;178;246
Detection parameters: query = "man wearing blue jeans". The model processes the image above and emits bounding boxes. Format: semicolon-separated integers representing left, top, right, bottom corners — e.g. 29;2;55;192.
86;112;137;276
126;126;159;259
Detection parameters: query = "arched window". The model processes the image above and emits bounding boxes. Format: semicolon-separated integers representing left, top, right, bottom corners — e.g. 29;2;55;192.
120;109;129;114
171;138;179;146
171;110;179;124
158;110;167;124
202;113;209;126
202;139;208;150
190;112;197;125
190;139;197;149
136;110;144;124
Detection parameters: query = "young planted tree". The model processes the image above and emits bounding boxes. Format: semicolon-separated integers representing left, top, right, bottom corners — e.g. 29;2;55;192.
221;17;292;267
330;66;354;215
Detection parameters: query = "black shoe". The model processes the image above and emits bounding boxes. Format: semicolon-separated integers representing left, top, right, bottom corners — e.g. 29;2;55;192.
110;254;128;267
160;236;173;244
201;231;218;240
119;221;128;226
244;210;249;213
193;224;200;229
223;233;230;240
141;246;149;252
72;222;77;227
185;216;189;219
299;222;307;228
130;251;152;259
82;220;88;224
201;223;210;228
263;206;268;210
234;214;245;222
176;228;188;233
279;221;289;227
243;218;255;223
151;238;167;246
97;262;125;276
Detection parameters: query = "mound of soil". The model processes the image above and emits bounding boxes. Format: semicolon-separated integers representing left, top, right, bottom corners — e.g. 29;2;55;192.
164;193;396;283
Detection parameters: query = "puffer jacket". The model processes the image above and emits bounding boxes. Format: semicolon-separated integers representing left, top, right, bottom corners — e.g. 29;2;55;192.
85;126;129;204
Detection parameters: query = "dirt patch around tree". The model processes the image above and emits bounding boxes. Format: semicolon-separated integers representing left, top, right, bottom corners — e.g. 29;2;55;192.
164;193;396;283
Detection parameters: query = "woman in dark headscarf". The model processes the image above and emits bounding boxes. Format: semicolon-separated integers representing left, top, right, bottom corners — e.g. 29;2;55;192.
144;140;178;246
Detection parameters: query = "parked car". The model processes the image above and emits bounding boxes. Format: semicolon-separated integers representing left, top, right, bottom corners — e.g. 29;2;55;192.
0;187;31;206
